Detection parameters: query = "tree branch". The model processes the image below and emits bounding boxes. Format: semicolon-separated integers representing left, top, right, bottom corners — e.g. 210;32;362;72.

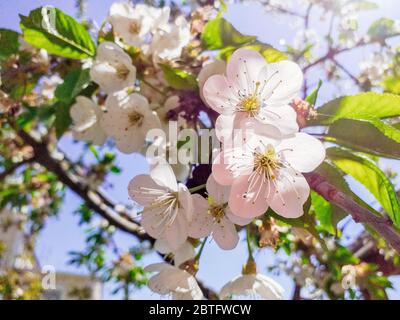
0;157;34;181
15;129;218;299
16;129;151;241
302;33;400;73
305;172;400;254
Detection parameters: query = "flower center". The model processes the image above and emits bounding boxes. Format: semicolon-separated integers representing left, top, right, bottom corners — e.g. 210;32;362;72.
129;21;141;35
129;111;144;126
254;147;281;180
237;81;262;115
115;64;130;80
208;204;225;222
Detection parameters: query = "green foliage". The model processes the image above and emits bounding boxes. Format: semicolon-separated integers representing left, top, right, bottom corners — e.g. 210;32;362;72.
327;118;400;159
368;17;396;40
311;92;400;125
0;29;20;60
20;6;96;59
327;147;400;227
202;17;286;63
54;67;91;138
305;80;323;105
55;67;91;103
159;64;197;90
310;191;336;235
218;42;287;63
382;76;400;94
201;17;256;50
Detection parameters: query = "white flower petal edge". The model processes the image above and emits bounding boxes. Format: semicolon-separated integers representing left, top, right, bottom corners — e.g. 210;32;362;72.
219;273;284;300
90;42;136;94
144;263;204;300
69;96;107;145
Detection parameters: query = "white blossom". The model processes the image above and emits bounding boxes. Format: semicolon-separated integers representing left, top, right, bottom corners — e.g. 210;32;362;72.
70;96;107;145
144;263;204;300
90;42;136;94
108;2;170;48
220;273;284;300
100;92;160;154
128;159;193;250
150;16;191;61
154;239;195;267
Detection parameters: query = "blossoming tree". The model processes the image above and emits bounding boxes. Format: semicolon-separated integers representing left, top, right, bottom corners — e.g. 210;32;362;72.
1;0;400;300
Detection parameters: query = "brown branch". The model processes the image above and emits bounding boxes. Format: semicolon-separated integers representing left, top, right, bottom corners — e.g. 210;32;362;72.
332;58;362;87
16;129;151;241
305;172;400;254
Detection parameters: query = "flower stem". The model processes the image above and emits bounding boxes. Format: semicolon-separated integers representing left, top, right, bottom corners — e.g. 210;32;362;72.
246;225;254;261
189;184;206;193
195;236;208;261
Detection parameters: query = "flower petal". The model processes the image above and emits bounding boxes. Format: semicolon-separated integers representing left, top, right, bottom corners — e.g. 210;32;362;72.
255;274;285;300
206;174;230;204
164;209;188;250
212;217;239;250
256;104;299;136
225;208;253;226
276;133;326;173
203;74;238;115
150;159;178;191
187;194;213;238
128;174;166;206
226;48;267;92
258;60;303;107
270;170;310;218
228;174;275;219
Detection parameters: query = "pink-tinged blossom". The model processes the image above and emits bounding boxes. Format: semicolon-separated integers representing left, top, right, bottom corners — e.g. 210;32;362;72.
188;175;252;250
128;159;193;250
203;48;303;140
212;129;325;219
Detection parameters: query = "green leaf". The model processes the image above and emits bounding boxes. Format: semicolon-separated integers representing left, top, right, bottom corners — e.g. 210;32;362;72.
310;191;336;235
54;101;71;139
54;68;91;138
305;80;323;105
218;42;287;63
0;29;20;59
382;76;400;94
351;1;378;11
201;17;256;50
368;17;396;40
311;92;400;125
159;64;197;90
327;118;400;159
20;6;96;59
327;147;400;227
55;67;91;103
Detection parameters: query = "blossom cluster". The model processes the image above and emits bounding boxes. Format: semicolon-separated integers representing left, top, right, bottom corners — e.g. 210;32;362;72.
65;2;326;300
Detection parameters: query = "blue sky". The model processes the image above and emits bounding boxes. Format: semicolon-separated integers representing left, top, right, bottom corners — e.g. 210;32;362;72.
1;0;400;299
